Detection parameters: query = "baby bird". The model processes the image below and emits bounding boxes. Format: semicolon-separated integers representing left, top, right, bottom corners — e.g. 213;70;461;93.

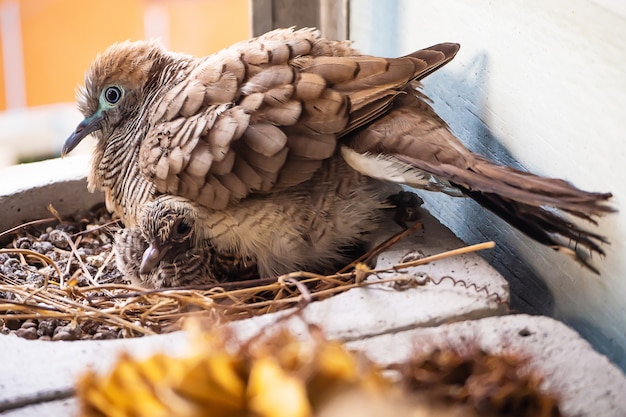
116;157;401;287
64;28;613;275
114;224;211;288
115;196;260;288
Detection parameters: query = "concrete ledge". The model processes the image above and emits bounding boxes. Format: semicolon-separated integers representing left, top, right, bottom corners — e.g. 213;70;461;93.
0;155;103;234
4;156;621;416
0;203;509;410
3;314;625;416
346;315;626;417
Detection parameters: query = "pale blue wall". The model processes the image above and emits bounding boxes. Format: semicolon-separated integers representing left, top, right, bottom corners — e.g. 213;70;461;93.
350;0;626;369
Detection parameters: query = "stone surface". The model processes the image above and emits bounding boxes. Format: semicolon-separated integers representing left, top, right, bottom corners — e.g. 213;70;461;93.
0;156;623;417
0;155;103;235
346;315;626;417
0;332;189;414
0;235;507;413
3;314;626;416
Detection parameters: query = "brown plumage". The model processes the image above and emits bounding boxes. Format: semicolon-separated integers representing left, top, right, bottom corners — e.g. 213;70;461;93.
114;225;214;288
64;28;612;280
114;196;258;288
115;157;399;287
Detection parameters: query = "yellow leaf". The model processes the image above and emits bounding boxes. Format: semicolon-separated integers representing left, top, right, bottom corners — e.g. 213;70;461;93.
247;357;311;417
315;343;358;381
175;353;246;412
78;354;173;417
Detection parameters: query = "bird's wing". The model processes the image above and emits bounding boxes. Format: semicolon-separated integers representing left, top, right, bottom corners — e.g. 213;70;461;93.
345;90;613;259
348;91;613;214
138;27;459;209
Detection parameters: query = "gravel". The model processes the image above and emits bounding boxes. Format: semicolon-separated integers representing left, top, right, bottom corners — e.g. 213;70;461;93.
0;204;128;341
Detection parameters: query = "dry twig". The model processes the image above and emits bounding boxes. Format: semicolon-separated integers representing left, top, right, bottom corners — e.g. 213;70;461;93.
0;211;499;340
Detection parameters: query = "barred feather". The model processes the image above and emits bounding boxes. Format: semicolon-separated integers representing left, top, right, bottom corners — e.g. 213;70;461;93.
64;27;613;278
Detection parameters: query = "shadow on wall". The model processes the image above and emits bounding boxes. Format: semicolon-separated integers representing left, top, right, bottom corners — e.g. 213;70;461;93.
416;52;558;315
416;50;626;370
566;316;625;369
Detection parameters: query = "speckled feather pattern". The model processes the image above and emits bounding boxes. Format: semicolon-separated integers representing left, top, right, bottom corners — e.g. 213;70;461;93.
115;156;400;285
68;27;613;285
114;226;215;288
79;28;459;227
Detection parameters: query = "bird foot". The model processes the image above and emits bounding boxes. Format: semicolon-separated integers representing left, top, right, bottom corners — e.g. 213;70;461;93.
387;190;424;230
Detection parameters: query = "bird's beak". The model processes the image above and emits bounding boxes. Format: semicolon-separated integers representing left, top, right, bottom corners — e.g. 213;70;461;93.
62;112;103;156
140;242;170;275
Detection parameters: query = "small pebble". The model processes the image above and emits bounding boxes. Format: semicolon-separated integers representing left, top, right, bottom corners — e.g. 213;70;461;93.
57;223;78;234
93;331;117;340
52;331;76;341
80;320;100;335
4;317;21;331
76;247;93;258
3;258;20;268
37;265;57;278
53;324;83;341
86;255;105;268
26;274;47;287
47;229;70;249
38;319;61;337
45;251;63;262
10;269;29;280
21;320;38;329
2;292;17;301
15;237;32;249
31;241;54;254
15;327;38;340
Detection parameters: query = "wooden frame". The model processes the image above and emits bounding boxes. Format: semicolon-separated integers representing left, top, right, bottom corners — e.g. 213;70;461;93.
251;0;348;39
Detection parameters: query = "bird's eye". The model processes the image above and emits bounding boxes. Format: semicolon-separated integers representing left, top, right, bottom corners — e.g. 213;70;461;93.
104;86;122;104
173;220;192;238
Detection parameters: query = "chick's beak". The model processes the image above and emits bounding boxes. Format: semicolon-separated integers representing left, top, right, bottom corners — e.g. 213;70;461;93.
140;242;170;275
62;112;103;156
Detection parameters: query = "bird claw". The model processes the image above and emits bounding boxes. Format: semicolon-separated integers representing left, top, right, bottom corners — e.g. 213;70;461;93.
387;190;424;230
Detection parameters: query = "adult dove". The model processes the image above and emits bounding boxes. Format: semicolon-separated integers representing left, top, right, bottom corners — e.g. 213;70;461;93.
64;28;612;278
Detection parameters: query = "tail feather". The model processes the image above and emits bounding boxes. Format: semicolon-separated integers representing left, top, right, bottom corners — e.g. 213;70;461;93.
397;154;614;218
473;156;614;212
463;187;607;273
345;86;614;271
398;153;613;271
344;144;613;267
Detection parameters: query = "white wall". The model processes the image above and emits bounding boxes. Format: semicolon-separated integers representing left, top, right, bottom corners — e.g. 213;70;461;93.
0;103;92;167
350;0;626;368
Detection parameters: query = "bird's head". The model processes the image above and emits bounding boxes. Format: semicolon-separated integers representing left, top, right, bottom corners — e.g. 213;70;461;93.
62;40;166;156
138;195;201;275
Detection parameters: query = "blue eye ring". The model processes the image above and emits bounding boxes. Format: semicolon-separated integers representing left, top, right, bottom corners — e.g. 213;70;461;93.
104;86;122;104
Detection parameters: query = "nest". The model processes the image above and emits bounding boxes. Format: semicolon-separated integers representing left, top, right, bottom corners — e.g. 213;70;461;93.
0;204;498;341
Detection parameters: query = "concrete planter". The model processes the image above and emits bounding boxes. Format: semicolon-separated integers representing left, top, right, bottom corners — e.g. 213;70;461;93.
0;156;624;416
0;155;103;234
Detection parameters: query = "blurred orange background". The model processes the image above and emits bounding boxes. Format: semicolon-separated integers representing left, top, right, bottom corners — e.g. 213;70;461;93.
0;0;250;110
